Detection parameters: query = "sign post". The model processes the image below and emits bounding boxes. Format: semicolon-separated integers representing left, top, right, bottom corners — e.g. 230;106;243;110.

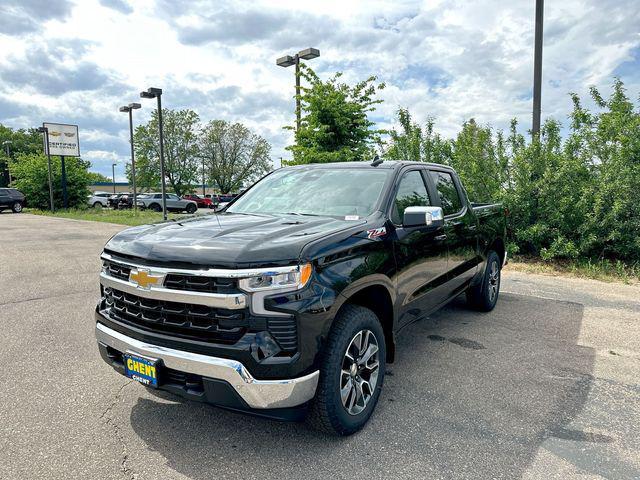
43;123;80;210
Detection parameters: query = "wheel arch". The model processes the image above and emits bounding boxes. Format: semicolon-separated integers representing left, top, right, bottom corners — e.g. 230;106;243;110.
488;237;506;265
332;280;396;363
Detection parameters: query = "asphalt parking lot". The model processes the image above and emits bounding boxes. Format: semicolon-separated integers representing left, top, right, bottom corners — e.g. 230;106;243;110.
1;213;639;480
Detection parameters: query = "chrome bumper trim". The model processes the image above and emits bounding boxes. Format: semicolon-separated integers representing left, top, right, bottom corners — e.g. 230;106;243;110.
99;272;247;309
96;323;319;409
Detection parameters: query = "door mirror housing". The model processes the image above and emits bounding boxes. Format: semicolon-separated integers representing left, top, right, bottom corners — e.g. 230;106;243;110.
403;206;444;228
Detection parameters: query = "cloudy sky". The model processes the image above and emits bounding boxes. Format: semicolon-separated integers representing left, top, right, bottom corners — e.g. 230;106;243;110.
0;0;638;180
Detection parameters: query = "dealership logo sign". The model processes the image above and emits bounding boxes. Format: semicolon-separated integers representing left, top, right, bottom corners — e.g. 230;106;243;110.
43;122;80;157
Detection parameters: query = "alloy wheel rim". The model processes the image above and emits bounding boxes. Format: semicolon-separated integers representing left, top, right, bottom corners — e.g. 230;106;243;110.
340;329;380;416
15;203;22;212
488;260;499;301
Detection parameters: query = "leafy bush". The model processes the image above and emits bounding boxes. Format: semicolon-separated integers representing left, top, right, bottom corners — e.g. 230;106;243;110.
385;79;640;263
11;153;91;209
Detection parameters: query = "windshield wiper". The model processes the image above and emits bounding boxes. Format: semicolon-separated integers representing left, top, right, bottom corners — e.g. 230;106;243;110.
283;212;319;217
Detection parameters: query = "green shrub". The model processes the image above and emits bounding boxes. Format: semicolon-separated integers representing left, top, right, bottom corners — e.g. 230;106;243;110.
11;154;91;209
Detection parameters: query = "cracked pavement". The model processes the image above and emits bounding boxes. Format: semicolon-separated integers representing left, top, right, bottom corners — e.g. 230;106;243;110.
1;213;639;479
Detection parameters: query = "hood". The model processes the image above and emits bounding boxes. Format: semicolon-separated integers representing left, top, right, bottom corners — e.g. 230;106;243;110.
104;212;369;268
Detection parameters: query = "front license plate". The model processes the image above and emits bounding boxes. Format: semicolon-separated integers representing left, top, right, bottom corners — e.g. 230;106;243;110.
123;353;159;388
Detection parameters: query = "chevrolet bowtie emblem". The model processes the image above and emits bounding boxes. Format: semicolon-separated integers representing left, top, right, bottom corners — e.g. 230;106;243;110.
129;268;163;290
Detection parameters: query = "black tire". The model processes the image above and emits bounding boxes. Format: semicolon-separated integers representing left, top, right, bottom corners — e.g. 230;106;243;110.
467;250;501;311
92;201;102;209
149;203;162;212
307;304;386;436
12;201;23;213
186;203;197;214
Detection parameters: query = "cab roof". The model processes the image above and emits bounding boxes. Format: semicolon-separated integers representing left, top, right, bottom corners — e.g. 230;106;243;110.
285;160;452;171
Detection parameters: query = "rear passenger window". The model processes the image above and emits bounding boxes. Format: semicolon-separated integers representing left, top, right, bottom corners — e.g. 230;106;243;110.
391;170;430;224
429;171;463;216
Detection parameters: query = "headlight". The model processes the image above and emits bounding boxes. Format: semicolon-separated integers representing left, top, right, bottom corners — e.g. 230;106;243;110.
238;263;312;292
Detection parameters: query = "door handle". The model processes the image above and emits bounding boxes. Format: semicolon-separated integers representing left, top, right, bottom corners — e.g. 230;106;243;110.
434;234;447;241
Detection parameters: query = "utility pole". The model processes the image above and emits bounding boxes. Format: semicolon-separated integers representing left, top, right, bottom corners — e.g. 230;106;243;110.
37;126;55;212
2;140;11;185
277;48;320;131
202;157;206;196
112;163;117;193
140;87;167;220
532;0;544;137
119;103;141;211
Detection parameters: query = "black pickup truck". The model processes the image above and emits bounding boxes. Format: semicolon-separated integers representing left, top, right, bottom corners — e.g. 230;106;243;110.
95;161;506;435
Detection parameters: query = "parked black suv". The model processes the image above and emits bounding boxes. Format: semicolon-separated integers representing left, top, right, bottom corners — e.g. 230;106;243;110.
0;188;26;213
95;161;506;435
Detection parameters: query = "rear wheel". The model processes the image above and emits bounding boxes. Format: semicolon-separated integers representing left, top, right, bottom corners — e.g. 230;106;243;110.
186;203;197;214
149;203;162;212
12;201;23;213
467;250;501;311
307;304;385;436
92;201;102;209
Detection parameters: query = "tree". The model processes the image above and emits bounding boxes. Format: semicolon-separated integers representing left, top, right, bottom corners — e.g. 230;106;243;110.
382;78;640;264
87;171;111;184
449;119;503;203
199;120;272;193
130;109;200;196
286;66;386;164
0;124;43;187
11;153;91;209
384;108;451;164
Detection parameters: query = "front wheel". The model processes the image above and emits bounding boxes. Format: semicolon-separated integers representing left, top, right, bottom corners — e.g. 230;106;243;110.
307;304;385;436
185;203;197;214
12;201;23;213
149;203;162;212
467;250;501;311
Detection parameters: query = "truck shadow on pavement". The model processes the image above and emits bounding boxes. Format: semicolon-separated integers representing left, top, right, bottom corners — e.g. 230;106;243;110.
128;292;596;479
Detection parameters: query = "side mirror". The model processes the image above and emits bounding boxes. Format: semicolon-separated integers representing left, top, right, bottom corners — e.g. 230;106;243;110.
403;206;444;228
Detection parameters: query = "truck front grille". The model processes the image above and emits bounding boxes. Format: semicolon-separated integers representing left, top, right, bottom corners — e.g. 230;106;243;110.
163;274;238;294
103;287;247;344
104;261;131;281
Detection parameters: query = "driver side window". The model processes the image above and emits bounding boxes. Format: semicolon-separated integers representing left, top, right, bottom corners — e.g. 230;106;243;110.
391;170;431;224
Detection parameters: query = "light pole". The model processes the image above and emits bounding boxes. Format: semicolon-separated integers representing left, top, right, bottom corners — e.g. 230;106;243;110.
2;140;11;184
119;103;141;211
532;0;544;137
276;48;320;131
201;157;206;196
140;87;167;220
112;163;117;193
36;126;55;212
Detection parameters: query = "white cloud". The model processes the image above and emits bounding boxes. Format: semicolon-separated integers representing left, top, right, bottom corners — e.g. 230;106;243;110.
0;0;638;179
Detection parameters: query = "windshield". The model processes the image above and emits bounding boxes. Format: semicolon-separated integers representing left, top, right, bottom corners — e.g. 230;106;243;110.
227;167;391;218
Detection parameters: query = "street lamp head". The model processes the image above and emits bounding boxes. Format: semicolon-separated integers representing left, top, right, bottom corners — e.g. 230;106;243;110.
141;87;162;99
298;47;320;60
119;106;130;112
128;102;142;110
276;55;295;67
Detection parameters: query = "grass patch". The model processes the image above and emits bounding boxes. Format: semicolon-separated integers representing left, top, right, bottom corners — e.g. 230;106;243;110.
25;208;193;226
506;255;640;284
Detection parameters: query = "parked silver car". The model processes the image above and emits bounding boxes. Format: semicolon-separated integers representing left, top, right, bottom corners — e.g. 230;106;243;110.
136;193;198;214
87;191;112;208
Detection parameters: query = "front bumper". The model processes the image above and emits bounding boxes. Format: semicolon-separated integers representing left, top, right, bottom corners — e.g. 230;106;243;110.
96;322;319;411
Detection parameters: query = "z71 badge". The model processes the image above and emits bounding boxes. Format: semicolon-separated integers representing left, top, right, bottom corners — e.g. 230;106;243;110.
367;227;387;239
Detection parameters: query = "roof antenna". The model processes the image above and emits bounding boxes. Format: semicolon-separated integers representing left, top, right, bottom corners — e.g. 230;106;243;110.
371;154;383;167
